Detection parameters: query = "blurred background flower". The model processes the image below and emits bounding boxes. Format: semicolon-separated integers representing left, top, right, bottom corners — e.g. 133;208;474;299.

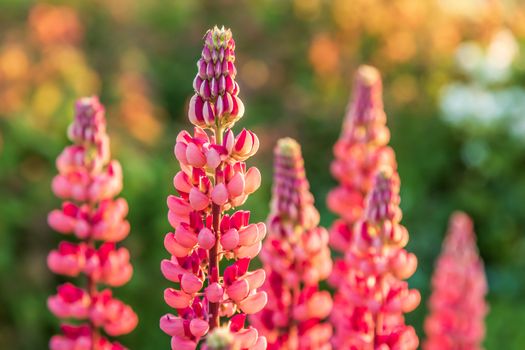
1;0;525;348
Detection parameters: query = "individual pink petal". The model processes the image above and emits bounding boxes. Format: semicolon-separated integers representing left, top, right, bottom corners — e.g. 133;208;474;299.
164;288;192;309
189;188;209;211
227;172;245;198
220;228;239;251
160;314;185;337
189;318;209;338
174;224;198;248
238;291;267;314
164;232;191;257
186;143;206;168
244;269;265;291
198;228;216;250
226;279;250;302
211;183;229;206
205;282;224;303
206;148;222;169
180;273;203;294
233;327;258;348
170;336;196;350
244;167;261;194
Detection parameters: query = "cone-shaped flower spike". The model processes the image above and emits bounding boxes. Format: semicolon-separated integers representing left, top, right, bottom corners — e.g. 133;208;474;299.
251;138;333;349
331;167;420;349
424;212;488;350
160;26;266;349
327;65;396;258
47;97;137;349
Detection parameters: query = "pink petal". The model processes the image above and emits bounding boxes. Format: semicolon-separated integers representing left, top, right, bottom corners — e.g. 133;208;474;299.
174;224;198;249
160;314;185;337
180;273;203;294
205;282;224;303
164;288;192;309
227;172;245;198
164;233;191;257
198;228;216;250
244;269;265;290
238;292;267;314
244;167;261;194
226;279;249;302
189;188;209;211
220;228;239;251
170;336;196;350
189;318;209;338
206;148;221;169
186;143;206;168
211;183;229;206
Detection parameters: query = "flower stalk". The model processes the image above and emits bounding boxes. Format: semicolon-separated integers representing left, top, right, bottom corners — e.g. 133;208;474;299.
47;97;137;350
160;26;267;350
251;138;333;349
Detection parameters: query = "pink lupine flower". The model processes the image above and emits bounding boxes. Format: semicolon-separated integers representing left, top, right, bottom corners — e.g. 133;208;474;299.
160;26;266;349
424;212;488;350
48;97;137;349
250;138;333;350
331;168;420;349
327;65;395;257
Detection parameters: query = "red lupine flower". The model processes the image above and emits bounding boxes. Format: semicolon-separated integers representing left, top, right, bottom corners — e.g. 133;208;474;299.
331;168;420;349
160;26;266;349
47;97;137;349
250;138;333;350
424;212;488;350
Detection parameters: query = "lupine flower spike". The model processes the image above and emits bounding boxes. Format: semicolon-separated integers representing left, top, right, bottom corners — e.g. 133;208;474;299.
251;138;333;350
424;212;488;350
160;26;267;350
327;65;396;267
47;97;137;349
331;168;420;349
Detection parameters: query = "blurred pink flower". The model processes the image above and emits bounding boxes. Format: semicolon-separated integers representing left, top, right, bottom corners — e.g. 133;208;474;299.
251;138;333;350
332;168;420;349
47;97;137;348
160;26;266;349
424;212;488;350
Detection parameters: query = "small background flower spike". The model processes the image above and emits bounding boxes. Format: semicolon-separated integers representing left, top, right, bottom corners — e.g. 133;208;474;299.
47;97;137;349
160;26;267;350
251;138;333;350
424;212;488;350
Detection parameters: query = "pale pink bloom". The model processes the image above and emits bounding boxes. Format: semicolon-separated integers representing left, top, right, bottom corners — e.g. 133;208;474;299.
251;138;333;350
160;26;266;349
424;212;488;350
48;97;137;346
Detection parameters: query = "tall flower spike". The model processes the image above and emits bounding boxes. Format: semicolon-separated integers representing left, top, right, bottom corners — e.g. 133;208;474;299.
331;168;420;349
424;212;488;350
251;138;333;350
47;97;137;350
327;66;399;347
160;26;267;350
327;65;395;256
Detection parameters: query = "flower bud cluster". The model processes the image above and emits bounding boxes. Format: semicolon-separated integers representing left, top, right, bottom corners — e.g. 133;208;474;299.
160;26;267;350
424;212;488;350
47;97;137;349
331;169;420;349
251;138;333;349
